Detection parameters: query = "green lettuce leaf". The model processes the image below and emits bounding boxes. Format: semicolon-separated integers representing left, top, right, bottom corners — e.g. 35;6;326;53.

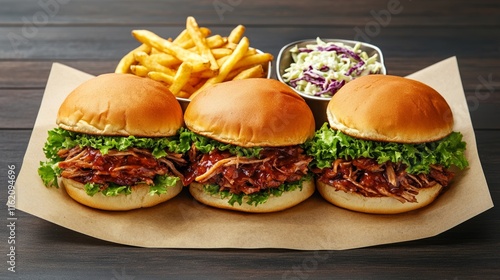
83;174;179;197
304;123;469;174
84;182;132;197
84;183;102;196
180;128;262;158
42;127;190;157
38;127;188;188
203;174;312;206
37;162;61;188
101;185;132;196
149;175;180;196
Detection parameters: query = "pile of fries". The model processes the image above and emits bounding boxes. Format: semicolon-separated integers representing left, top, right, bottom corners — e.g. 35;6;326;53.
115;16;273;99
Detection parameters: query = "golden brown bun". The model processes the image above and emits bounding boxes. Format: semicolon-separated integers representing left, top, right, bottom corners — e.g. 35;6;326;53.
316;180;443;214
61;178;182;211
189;178;315;213
327;75;453;143
184;78;315;147
57;73;183;137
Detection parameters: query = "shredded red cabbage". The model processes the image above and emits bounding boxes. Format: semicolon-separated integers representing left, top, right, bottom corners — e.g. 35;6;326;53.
290;66;347;96
284;39;383;98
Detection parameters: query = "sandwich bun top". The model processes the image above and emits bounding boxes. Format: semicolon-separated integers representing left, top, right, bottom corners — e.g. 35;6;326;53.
327;75;453;143
57;73;183;137
184;78;315;147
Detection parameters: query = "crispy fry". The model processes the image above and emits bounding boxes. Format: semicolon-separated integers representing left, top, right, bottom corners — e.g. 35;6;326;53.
228;25;245;44
218;36;250;76
230;64;265;80
150;47;162;54
176;91;192;98
186;16;219;71
115;44;151;73
149;53;182;67
175;27;211;49
216;55;230;68
148;71;196;94
129;65;150;77
188;75;202;86
133;51;177;76
223;42;238;50
132;30;210;71
169;62;193;95
188;35;227;52
206;35;226;48
190;37;250;99
172;29;189;45
117;17;274;99
244;47;258;56
211;48;233;59
148;71;174;84
233;53;274;70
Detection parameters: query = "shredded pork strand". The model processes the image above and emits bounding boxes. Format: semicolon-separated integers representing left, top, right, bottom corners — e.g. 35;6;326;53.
57;146;185;187
195;157;270;182
183;146;312;195
314;158;454;203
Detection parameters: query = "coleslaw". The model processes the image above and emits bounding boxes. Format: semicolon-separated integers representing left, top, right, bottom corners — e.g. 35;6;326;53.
282;38;383;98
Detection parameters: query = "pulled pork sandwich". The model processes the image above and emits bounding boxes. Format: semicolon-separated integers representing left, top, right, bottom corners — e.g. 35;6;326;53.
38;73;189;211
306;74;469;214
182;78;316;213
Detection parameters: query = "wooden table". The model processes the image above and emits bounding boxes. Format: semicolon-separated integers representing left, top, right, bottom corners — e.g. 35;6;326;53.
1;0;499;278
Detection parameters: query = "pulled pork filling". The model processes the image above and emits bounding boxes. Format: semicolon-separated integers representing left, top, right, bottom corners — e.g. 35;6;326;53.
57;146;186;188
313;158;454;203
183;146;312;195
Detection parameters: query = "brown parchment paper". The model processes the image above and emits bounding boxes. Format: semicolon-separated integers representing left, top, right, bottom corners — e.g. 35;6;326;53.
15;57;493;250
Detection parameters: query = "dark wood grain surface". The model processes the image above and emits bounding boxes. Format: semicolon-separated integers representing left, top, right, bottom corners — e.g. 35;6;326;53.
1;0;499;279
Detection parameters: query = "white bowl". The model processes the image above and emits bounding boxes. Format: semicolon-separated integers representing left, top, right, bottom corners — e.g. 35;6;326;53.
276;39;386;129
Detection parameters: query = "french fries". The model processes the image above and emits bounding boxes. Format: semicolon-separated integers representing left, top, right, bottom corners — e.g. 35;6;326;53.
231;64;265;80
186;16;218;72
115;44;151;74
132;29;210;72
228;25;245;44
115;16;273;99
190;37;250;99
170;62;193;95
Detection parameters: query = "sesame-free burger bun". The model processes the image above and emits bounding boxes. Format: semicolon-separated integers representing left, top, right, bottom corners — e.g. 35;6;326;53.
321;74;454;214
55;73;185;210
189;177;315;213
316;180;443;214
57;73;183;137
327;75;454;143
61;178;183;211
184;78;316;147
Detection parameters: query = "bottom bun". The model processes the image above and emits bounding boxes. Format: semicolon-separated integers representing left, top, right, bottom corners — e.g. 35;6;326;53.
61;177;183;211
189;178;315;213
316;180;443;214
